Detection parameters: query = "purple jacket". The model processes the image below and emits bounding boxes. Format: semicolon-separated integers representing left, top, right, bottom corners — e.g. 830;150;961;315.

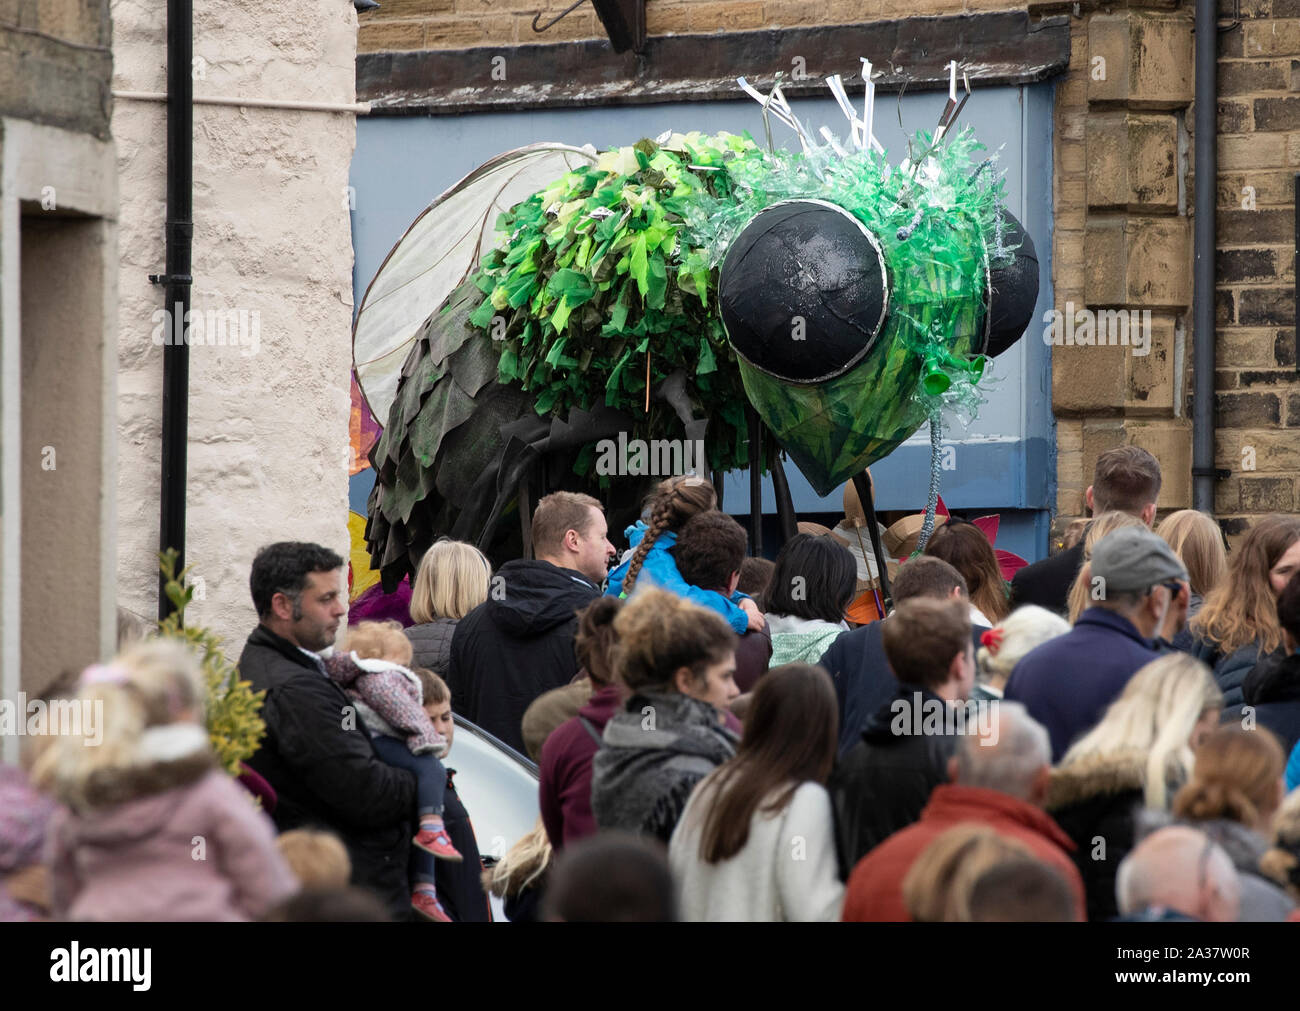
47;724;298;921
324;652;444;755
539;684;624;850
0;765;57;921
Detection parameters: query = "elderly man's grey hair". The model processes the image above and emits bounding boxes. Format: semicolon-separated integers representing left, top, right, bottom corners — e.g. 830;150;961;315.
954;701;1051;800
1116;825;1239;921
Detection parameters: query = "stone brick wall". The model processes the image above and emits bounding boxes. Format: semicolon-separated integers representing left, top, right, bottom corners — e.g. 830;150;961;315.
0;0;112;139
1213;0;1300;536
1040;2;1195;535
357;0;1026;53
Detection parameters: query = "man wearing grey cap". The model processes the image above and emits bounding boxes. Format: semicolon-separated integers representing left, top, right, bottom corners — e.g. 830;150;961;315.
1004;527;1191;762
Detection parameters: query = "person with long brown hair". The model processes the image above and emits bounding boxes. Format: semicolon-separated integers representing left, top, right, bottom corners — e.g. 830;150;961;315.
668;663;844;921
1187;514;1300;707
1170;725;1294;921
923;518;1010;626
606;475;763;633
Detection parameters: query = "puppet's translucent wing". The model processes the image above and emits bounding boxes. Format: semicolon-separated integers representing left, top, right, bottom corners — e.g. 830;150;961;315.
352;143;599;426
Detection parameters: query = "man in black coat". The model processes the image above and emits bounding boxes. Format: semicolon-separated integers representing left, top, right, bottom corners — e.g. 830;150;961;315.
449;491;614;753
829;596;976;878
818;556;979;757
1010;445;1161;616
239;542;417;919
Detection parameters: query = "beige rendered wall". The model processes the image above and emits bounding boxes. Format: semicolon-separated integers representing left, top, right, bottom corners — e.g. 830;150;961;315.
19;214;111;692
113;0;359;650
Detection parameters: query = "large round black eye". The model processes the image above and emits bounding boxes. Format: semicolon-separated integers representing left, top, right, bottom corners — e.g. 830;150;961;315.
718;199;888;384
983;211;1040;359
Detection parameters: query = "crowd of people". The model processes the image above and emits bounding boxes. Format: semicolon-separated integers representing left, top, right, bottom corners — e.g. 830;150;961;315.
5;445;1300;922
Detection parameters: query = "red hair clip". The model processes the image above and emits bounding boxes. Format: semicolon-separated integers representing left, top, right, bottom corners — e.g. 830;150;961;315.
980;627;1005;654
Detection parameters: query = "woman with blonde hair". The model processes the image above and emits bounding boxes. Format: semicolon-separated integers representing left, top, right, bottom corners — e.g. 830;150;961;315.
1044;653;1223;921
1172;725;1294;921
483;817;553;922
1064;511;1147;624
1188;513;1300;706
1156;509;1228;625
973;604;1070;700
405;538;491;675
36;640;297;920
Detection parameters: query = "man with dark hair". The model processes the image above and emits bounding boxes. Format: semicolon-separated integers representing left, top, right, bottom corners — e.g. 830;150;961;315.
675;511;772;692
818;556;973;757
1011;445;1162;616
449;491;614;752
239;542;416;919
1005;527;1189;761
829;595;976;877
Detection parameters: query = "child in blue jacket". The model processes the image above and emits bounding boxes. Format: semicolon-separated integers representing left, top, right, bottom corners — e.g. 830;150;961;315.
605;475;764;635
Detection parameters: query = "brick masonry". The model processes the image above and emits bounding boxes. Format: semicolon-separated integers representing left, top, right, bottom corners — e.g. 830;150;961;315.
357;0;1292;547
1213;0;1300;544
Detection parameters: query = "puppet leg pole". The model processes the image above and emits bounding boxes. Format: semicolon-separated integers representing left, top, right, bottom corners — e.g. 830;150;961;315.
771;450;797;544
851;470;892;606
914;407;944;555
712;468;725;512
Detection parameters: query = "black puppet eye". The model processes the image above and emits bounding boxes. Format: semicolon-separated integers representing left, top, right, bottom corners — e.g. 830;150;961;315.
718;199;889;384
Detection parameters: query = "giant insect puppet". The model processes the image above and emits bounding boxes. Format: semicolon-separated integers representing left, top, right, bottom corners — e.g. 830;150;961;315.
355;67;1041;594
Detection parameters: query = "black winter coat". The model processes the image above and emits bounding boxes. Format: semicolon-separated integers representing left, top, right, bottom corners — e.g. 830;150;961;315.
1044;752;1148;922
1009;540;1084;618
432;773;491;922
1188;637;1274;709
1228;651;1300;755
405;618;458;676
828;683;958;879
448;559;600;753
238;626;416;919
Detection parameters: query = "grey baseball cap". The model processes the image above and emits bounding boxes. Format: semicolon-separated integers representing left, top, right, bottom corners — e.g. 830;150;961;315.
1091;527;1189;594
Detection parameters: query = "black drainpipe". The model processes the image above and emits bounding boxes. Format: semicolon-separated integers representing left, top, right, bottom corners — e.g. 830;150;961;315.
153;0;194;620
1192;0;1217;513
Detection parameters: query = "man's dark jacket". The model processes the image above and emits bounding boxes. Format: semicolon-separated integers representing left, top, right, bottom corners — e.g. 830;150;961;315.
1226;651;1300;755
818;622;901;758
819;619;990;758
1009;540;1084;617
434;772;490;922
828;683;959;879
1004;607;1159;762
449;559;600;753
239;625;416;918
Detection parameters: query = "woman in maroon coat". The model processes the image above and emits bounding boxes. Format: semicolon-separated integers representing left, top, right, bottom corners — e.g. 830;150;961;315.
539;599;624;850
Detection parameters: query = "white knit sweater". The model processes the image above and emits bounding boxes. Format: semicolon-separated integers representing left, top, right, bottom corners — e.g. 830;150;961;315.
668;776;845;922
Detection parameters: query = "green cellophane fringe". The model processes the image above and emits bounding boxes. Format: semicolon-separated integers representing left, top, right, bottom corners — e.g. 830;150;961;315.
684;126;1012;490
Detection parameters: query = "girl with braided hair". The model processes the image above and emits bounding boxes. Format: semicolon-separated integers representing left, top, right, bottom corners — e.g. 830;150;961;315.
605;475;764;634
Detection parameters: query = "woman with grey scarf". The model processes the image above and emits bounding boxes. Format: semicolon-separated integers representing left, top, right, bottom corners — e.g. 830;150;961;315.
591;588;740;843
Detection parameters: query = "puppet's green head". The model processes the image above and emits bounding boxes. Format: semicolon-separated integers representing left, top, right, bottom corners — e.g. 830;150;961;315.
704;131;1038;495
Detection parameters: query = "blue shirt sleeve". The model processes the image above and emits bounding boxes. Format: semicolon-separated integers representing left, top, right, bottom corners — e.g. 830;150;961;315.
632;550;749;634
